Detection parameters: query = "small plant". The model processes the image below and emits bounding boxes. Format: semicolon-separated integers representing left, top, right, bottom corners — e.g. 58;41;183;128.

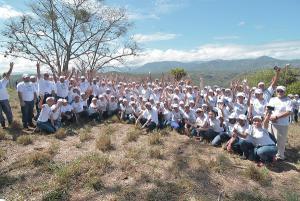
27;151;52;167
125;147;141;160
103;125;117;135
108;115;120;123
95;134;113;151
231;190;273;201
244;165;272;186
149;133;162;145
47;142;60;156
42;188;69;201
284;191;299;201
0;131;6;140
54;128;67;140
125;129;141;142
149;148;163;159
208;154;232;173
86;177;103;191
159;128;171;136
79;132;92;142
16;135;33;145
0;147;6;161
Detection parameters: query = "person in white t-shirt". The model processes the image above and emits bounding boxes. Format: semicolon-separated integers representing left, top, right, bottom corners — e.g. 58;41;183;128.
88;97;101;122
248;89;267;121
51;99;63;129
136;102;158;132
257;67;280;102
72;95;89;123
17;74;37;129
0;62;13;129
53;68;75;100
61;99;75;124
37;97;56;133
268;86;293;160
200;110;224;142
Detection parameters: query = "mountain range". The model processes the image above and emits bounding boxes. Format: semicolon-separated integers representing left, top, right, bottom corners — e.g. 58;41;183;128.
116;56;300;74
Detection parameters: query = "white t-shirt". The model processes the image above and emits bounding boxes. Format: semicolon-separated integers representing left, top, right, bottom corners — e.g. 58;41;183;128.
61;104;73;113
143;108;158;125
51;104;61;120
208;118;223;132
268;97;292;126
246;126;275;146
17;82;36;101
38;104;52;122
0;78;9;100
79;81;90;93
72;101;84;113
56;80;69;98
233;102;247;116
195;115;208;128
38;78;55;95
234;123;250;141
108;101;118;111
251;98;267;117
263;86;274;103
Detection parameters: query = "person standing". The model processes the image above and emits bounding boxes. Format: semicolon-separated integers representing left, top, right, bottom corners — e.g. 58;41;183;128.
268;86;293;161
0;62;14;129
17;74;37;129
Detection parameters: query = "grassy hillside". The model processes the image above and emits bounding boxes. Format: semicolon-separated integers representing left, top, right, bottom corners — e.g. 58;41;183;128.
0;90;299;200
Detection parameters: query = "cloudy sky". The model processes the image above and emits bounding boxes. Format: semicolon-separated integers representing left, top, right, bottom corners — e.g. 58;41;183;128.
0;0;300;72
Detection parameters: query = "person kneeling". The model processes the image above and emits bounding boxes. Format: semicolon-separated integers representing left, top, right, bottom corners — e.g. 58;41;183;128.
88;98;101;122
136;102;158;133
37;97;56;134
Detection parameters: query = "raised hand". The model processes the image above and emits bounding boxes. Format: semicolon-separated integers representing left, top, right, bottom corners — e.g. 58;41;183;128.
10;62;14;68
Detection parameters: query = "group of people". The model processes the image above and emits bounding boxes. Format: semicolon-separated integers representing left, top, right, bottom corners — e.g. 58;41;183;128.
0;62;299;166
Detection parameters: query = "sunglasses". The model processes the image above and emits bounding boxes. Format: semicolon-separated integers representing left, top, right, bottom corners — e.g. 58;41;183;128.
277;90;284;93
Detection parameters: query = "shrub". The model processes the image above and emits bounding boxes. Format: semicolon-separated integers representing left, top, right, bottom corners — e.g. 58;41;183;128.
0;131;6;140
149;148;163;159
149;133;162;145
27;151;52;167
125;129;141;142
103;125;117;135
231;190;273;201
54;128;67;140
79;132;92;142
86;177;104;191
0;148;5;161
208;154;232;173
42;188;69;201
284;191;299;201
287;81;300;95
244;165;272;186
47;142;60;156
95;134;113;151
16;135;33;145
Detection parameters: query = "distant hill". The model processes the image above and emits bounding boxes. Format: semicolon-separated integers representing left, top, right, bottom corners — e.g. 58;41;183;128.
123;56;300;74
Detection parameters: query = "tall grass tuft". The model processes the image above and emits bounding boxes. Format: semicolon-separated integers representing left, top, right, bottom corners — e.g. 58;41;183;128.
16;135;33;145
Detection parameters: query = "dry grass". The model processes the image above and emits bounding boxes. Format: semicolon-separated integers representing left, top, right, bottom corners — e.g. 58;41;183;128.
95;134;113;152
0;147;5;161
230;190;274;201
208;153;232;173
244;165;272;186
103;124;117;135
149;147;163;159
27;151;52;167
125;129;142;142
149;133;162;145
42;188;69;201
54;128;67;140
79;132;93;142
16;135;33;145
0;130;6;140
125;147;142;160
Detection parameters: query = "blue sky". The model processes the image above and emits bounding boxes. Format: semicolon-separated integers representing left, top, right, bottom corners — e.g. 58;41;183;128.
0;0;300;72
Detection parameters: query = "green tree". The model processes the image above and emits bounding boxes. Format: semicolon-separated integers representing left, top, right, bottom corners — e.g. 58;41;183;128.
170;67;187;81
287;81;300;95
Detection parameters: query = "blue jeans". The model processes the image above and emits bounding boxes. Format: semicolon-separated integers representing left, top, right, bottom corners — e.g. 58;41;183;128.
0;99;13;126
239;139;254;159
37;121;56;133
21;101;34;128
212;132;230;146
201;129;219;141
254;145;277;162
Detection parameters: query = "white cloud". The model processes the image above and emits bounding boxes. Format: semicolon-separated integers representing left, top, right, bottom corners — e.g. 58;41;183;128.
238;21;246;26
133;32;179;43
127;11;159;20
124;40;300;66
213;35;240;40
0;4;23;19
154;0;187;14
1;40;300;73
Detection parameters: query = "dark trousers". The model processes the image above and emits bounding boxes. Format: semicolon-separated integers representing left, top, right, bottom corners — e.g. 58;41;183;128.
139;118;157;132
21;101;34;128
0;99;13;126
294;109;298;122
200;129;219;141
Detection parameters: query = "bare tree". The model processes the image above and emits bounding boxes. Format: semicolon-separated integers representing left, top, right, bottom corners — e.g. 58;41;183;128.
1;0;137;75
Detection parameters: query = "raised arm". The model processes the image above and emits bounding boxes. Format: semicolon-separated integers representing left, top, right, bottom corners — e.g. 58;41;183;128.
67;67;75;81
36;62;41;79
270;68;280;89
4;62;14;79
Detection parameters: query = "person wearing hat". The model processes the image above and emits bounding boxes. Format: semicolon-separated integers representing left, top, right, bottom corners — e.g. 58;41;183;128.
107;96;119;117
51;98;63;129
120;98;134;123
17;72;37;129
60;99;75;125
36;62;56;104
36;97;56;133
170;104;184;133
0;62;14;129
183;104;196;136
267;86;293;160
79;75;90;93
199;110;224;142
136;102;158;132
225;114;250;155
242;114;277;166
257;67;280;102
191;108;208;138
248;89;267;121
232;92;247;116
53;67;75;101
72;94;89;123
88;97;101;122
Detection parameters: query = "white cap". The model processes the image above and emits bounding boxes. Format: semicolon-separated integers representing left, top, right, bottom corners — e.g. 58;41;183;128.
276;86;286;92
80;76;85;79
254;89;263;94
238;114;247;120
172;104;179;108
179;101;184;105
22;74;29;78
253;115;262;121
228;113;237;119
236;92;245;97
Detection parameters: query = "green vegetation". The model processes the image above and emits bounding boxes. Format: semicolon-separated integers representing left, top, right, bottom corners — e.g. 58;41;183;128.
244;165;272;186
125;129;142;142
170;67;187;81
79;132;92;142
95;134;113;151
16;135;33;145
